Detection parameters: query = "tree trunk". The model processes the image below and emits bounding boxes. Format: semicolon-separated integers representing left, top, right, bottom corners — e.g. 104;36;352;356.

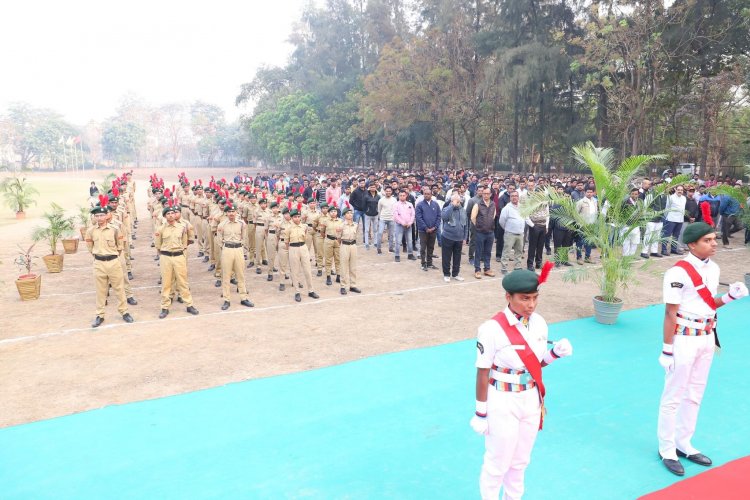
596;85;609;147
512;90;519;168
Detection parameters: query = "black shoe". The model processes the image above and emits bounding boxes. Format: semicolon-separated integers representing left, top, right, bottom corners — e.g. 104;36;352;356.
122;313;134;323
660;252;670;257
407;254;416;261
650;253;663;258
159;309;169;319
298;283;303;288
240;299;254;307
273;267;279;272
326;276;332;286
197;252;204;257
672;250;684;256
659;454;685;476
428;264;438;270
395;256;401;262
279;283;285;291
158;278;162;285
128;272;134;281
247;261;254;268
221;301;230;310
267;274;273;281
215;280;221;287
91;316;104;328
421;265;427;271
432;254;439;259
186;306;199;315
154;255;160;261
284;274;289;280
317;269;323;276
177;296;184;303
150;242;155;247
230;278;237;285
262;260;268;266
495;256;502;262
256;267;262;274
308;291;319;299
545;249;551;256
527;266;534;271
349;287;361;293
377;248;382;254
340;287;347;295
294;293;301;302
335;275;340;283
203;256;209;263
535;263;541;270
676;450;712;466
640;253;650;259
127;297;138;306
563;262;573;267
208;264;216;271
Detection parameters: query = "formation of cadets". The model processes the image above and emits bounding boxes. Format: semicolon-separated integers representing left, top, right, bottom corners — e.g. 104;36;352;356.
84;172;367;327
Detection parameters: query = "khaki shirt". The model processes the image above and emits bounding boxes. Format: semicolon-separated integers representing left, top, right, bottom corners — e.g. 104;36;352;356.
178;219;195;248
217;219;246;246
85;224;122;256
279;219;292;242
267;213;283;233
155;222;188;252
287;222;307;244
340;221;358;242
317;214;330;235
325;217;343;238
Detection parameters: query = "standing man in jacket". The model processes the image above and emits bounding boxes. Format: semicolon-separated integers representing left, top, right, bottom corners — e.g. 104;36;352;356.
363;183;380;250
471;187;497;279
441;193;467;282
377;186;397;254
416;186;441;271
349;178;367;229
393;190;416;262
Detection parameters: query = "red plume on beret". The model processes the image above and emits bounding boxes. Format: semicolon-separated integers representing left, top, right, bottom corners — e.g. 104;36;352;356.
327;197;332;205
287;201;292;210
538;261;553;286
172;185;176;194
298;186;304;194
297;202;302;211
102;195;109;205
98;194;106;207
199;179;203;185
193;180;197;186
164;189;171;198
113;186;119;197
700;201;714;226
276;196;282;205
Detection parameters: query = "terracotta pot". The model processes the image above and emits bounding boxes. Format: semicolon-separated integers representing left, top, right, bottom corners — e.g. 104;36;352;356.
42;254;64;273
16;274;41;301
16;211;26;220
62;238;79;254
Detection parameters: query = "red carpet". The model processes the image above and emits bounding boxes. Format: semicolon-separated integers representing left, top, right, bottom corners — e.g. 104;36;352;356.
640;456;750;499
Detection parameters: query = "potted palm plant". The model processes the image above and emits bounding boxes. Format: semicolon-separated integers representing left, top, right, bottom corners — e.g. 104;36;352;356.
76;205;91;240
524;142;684;324
32;203;75;273
0;175;39;219
14;243;41;300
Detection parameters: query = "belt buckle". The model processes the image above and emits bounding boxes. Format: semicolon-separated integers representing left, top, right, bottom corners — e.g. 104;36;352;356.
518;373;533;385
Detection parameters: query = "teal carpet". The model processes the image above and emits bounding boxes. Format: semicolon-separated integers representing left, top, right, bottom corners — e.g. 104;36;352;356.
1;301;748;499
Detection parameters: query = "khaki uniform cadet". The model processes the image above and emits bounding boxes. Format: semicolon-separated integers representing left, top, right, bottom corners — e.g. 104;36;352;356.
277;207;293;291
113;193;134;278
150;192;164;247
170;209;195;304
338;206;361;295
304;199;320;273
323;206;343;286
286;208;320;302
244;194;258;267
207;195;221;272
217;204;254;310
470;267;572;500
265;201;283;281
314;204;330;275
254;198;271;274
125;173;137;222
212;199;229;286
656;214;749;476
106;198;138;305
155;205;199;319
85;204;134;328
180;185;192;232
193;187;210;260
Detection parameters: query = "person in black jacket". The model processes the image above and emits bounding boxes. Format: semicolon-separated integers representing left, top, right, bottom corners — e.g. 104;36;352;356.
550;185;574;266
363;184;381;249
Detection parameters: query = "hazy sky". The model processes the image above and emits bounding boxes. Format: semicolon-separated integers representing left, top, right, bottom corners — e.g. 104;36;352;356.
0;0;308;125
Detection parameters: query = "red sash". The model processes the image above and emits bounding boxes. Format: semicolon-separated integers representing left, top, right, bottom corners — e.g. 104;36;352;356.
492;311;546;429
674;261;716;311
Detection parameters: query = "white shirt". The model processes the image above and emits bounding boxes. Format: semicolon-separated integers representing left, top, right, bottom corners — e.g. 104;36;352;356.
662;252;719;319
475;307;549;372
576;197;598;224
498;203;525;234
665;193;687;223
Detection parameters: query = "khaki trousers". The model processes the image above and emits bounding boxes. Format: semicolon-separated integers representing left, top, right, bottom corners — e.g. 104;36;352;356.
247;223;256;262
160;254;193;309
289;244;314;293
221;247;249;302
314;233;324;268
278;241;290;279
266;233;278;275
324;237;340;276
213;231;223;277
119;254;133;298
500;232;524;272
94;257;127;317
255;226;268;267
340;243;357;287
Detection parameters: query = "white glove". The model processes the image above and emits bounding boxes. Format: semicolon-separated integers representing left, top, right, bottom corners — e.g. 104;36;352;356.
725;282;749;302
470;415;489;435
659;343;674;374
552;338;573;358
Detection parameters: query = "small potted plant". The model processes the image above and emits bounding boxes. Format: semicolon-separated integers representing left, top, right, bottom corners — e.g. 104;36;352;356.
0;175;39;219
32;203;75;273
61;228;80;254
14;243;41;300
76;205;91;240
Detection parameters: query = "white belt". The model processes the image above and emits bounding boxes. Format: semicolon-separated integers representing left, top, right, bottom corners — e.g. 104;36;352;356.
676;310;715;330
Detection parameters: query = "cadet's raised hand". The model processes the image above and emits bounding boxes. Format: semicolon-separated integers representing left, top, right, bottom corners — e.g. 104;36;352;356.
552;338;573;358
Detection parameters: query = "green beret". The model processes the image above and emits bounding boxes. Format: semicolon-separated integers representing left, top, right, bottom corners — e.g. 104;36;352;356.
162;205;179;216
341;207;352;215
281;207;290;214
290;209;301;217
682;222;714;245
224;204;237;212
270;201;279;209
307;198;317;204
502;269;541;294
248;193;257;199
90;205;109;215
328;205;339;213
258;198;268;204
217;197;227;204
319;203;328;209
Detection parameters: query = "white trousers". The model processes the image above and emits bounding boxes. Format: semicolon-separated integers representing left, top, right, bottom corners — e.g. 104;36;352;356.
622;227;641;256
643;222;662;254
480;388;541;500
657;333;714;460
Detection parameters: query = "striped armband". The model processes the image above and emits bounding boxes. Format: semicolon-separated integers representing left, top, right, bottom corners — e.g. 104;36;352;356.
662;343;673;356
475;400;487;418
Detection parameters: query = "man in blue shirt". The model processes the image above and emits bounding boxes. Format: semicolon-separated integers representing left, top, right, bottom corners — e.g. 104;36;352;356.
416;186;441;271
718;194;741;247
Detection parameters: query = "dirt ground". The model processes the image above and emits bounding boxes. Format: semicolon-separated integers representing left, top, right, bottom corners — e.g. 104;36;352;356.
1;169;748;428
